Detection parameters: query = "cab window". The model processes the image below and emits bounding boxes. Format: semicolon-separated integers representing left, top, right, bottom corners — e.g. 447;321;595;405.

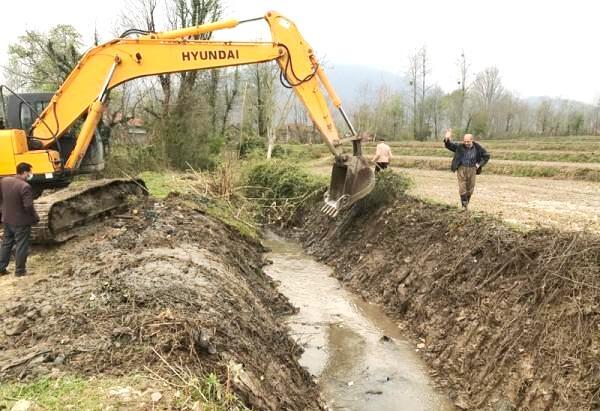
20;103;33;131
19;101;47;131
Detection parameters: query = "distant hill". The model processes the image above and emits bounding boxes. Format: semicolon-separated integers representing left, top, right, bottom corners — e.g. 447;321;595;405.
291;65;595;115
525;96;591;108
323;64;408;108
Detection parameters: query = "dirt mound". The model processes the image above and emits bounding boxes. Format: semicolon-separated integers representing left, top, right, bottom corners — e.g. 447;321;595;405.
0;195;323;410
295;194;600;410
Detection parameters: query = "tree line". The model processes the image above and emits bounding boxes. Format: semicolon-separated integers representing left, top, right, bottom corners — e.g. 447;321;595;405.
353;47;600;140
3;0;291;169
3;1;599;172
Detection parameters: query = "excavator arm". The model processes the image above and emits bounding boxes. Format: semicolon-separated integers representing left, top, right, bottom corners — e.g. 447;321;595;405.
26;11;373;213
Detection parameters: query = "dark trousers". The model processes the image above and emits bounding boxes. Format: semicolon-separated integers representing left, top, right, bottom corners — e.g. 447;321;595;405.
0;223;31;274
375;162;389;173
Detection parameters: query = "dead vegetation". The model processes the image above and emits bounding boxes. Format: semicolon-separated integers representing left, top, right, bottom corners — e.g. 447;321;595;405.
295;181;600;410
0;195;324;410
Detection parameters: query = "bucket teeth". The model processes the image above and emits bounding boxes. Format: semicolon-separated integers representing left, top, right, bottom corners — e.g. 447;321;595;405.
321;204;339;218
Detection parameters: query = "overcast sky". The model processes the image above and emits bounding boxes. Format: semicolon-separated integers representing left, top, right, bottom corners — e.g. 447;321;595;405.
1;0;598;103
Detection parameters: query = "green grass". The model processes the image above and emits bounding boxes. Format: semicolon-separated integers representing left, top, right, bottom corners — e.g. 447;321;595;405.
138;170;181;198
271;138;600;162
0;373;248;411
281;135;600;181
270;144;326;161
0;375;143;410
380;138;600;152
203;200;260;240
389;157;600;181
480;150;600;163
359;147;600;163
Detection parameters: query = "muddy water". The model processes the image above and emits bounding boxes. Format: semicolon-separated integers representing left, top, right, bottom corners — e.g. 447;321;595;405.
263;231;454;411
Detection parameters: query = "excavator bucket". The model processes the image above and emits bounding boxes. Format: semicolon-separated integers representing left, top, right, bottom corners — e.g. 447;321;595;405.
322;155;375;217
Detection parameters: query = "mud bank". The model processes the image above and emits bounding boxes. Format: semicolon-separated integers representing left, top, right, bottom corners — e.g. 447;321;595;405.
0;195;323;410
294;195;599;410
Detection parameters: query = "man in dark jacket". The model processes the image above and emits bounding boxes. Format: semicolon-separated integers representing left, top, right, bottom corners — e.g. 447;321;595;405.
0;163;39;276
443;129;490;210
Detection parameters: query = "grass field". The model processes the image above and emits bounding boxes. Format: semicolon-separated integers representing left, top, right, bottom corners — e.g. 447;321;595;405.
278;135;600;182
295;135;600;232
376;147;600;163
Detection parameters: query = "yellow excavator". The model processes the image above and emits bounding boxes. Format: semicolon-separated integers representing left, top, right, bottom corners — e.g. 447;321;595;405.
0;11;374;242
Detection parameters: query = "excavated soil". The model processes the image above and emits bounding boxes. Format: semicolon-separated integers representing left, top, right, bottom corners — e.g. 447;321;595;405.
293;195;600;411
0;195;323;410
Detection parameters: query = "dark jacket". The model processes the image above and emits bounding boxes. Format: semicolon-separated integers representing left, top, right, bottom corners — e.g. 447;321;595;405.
0;176;39;226
444;140;490;174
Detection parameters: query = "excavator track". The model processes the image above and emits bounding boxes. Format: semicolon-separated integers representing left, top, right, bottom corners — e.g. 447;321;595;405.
30;178;147;243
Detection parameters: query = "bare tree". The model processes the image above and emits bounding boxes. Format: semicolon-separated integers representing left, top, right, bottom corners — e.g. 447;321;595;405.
220;67;240;136
473;66;504;110
419;47;431;137
592;97;600;135
168;0;223;118
472;66;504;136
290;98;310;143
207;69;220;134
408;50;419;139
121;0;223;118
536;99;553;135
352;82;375;133
426;86;445;139
251;62;278;138
511;98;531;136
456;51;470;130
406;47;431;140
117;0;227;168
267;90;294;159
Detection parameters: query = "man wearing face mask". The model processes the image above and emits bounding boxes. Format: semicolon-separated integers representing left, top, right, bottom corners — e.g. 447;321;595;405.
0;163;39;277
443;129;490;210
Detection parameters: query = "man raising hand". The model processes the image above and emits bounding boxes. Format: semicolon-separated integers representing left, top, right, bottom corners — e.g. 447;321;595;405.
443;129;490;210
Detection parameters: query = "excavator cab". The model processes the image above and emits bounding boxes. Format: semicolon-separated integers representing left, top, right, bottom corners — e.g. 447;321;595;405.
1;92;107;177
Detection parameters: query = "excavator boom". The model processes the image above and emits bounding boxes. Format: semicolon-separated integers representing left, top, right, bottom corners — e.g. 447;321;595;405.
1;11;374;242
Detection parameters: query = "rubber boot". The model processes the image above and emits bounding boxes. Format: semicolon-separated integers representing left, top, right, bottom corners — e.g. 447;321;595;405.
460;194;468;210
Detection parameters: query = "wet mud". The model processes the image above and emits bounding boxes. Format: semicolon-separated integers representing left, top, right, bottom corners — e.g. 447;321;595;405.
293;194;600;410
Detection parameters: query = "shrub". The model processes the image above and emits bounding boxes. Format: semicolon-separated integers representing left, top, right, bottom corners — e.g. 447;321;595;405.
270;144;327;161
244;160;324;223
103;144;165;177
245;160;322;199
238;135;266;158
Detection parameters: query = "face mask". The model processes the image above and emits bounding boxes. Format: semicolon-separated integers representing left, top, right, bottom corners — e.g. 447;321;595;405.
26;173;33;181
